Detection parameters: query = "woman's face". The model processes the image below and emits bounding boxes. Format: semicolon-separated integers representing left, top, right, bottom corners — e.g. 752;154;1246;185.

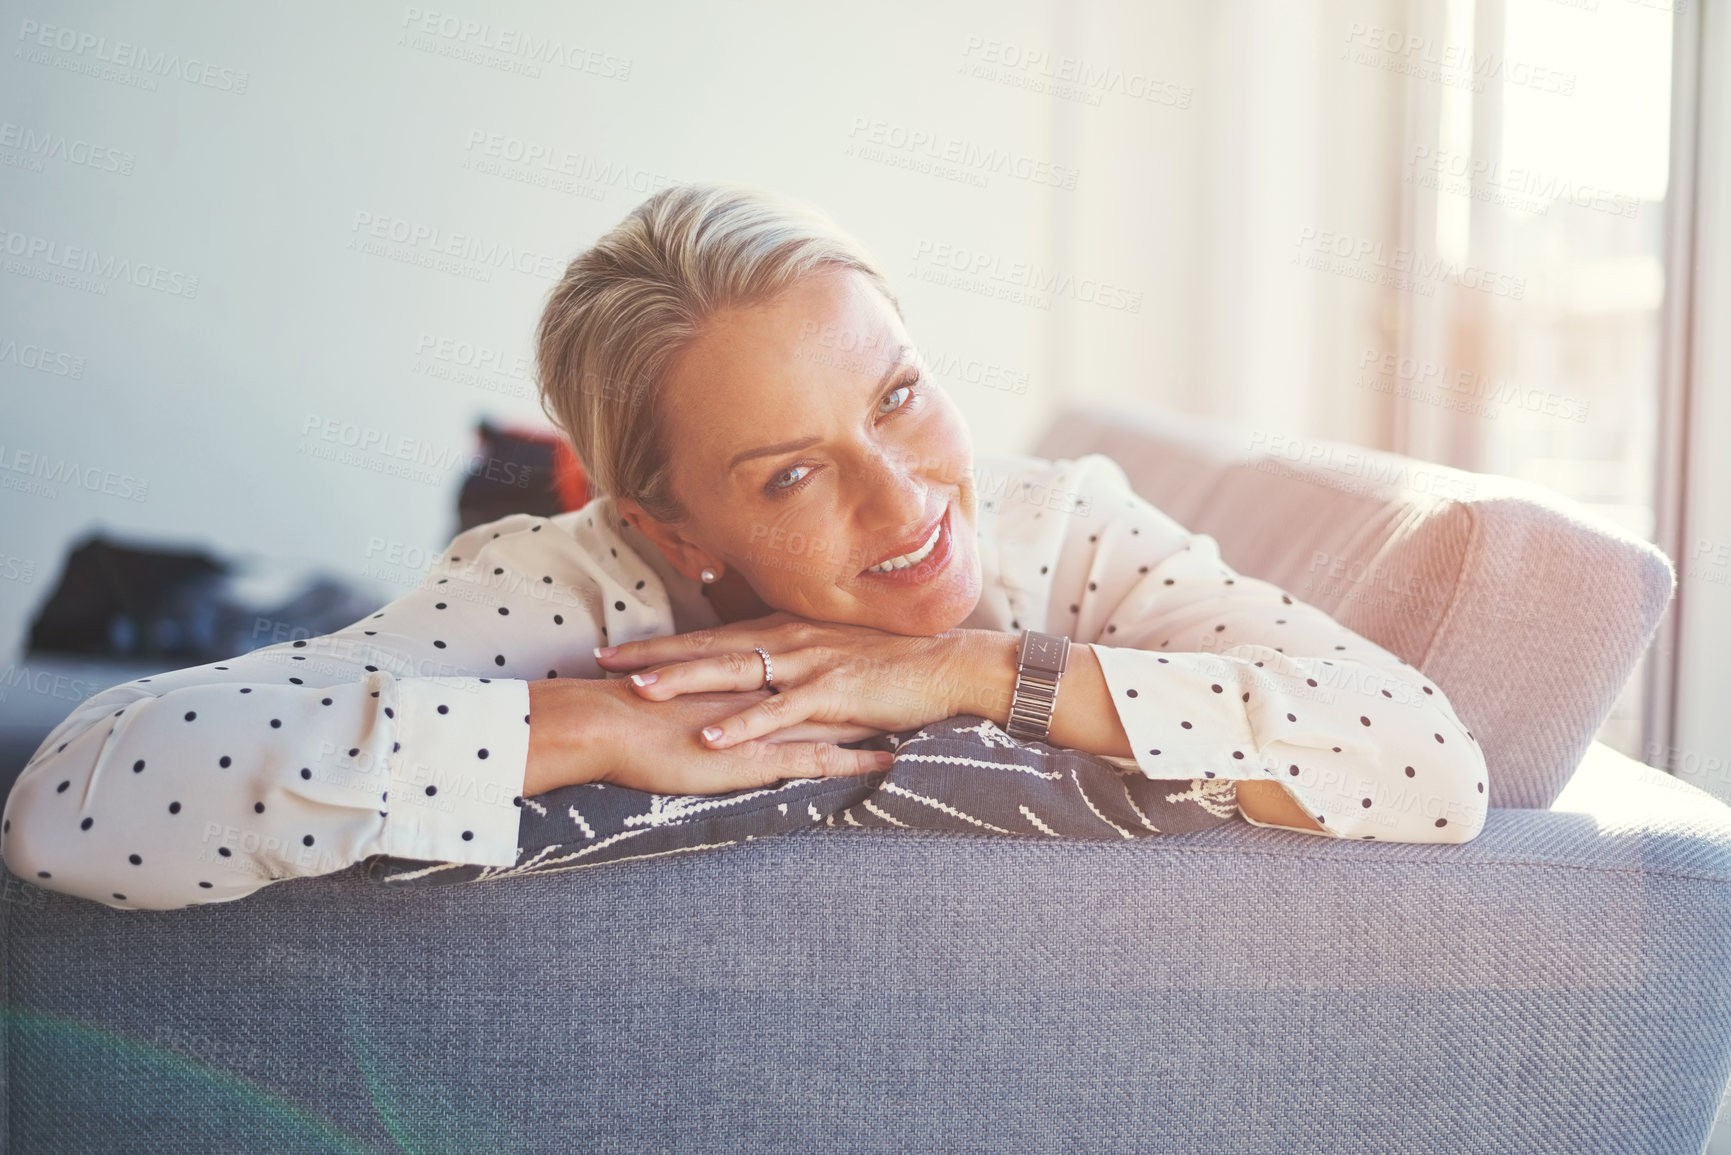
621;266;981;637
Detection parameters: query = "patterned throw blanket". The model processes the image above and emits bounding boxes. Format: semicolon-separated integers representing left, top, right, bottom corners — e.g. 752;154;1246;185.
363;715;1240;886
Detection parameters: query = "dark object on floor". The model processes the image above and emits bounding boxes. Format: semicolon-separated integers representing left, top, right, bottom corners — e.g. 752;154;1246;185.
25;533;383;663
456;420;589;532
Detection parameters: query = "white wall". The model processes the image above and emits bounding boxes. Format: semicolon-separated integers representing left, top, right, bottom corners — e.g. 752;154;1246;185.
0;0;1397;665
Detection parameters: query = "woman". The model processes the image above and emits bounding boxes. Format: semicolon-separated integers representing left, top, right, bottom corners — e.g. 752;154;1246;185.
1;183;1489;910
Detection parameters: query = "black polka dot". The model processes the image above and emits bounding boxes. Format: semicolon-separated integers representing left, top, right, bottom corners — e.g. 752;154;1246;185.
301;767;312;779
1232;751;1244;760
322;697;333;706
1281;595;1292;604
184;711;197;722
435;602;447;610
1423;686;1434;695
554;615;564;625
1360;716;1371;726
1286;713;1296;722
56;780;69;793
1214;624;1225;632
112;892;124;900
434;640;446;649
498;607;509;616
133;759;146;773
1157;658;1168;664
614;601;626;611
1125;689;1138;699
1088;581;1097;591
80;817;93;830
1180;720;1192;729
426;785;437;796
462;830;474;841
1149;749;1161;756
128;853;142;865
1289;765;1299;776
199;882;213;889
303;834;315;846
348;747;359;757
437;704;449;715
36;872;49;879
239;688;252;694
1210;684;1222;694
514;796;524;807
1435;733;1445;743
1435;818;1448;828
1477;782;1484;793
1040;565;1048;575
1361;798;1372;808
169;802;181;814
494;566;504;575
1070;604;1079;614
1306;679;1317;687
495;655;506;666
218;847;231;856
1163;578;1174;585
477;748;489;759
254;802;265;813
383;706;393;718
1381;690;1392;698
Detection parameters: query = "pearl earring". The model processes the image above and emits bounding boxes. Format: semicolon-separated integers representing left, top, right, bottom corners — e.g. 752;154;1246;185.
700;567;718;584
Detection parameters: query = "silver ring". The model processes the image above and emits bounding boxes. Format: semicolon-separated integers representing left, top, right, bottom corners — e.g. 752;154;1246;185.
752;647;775;692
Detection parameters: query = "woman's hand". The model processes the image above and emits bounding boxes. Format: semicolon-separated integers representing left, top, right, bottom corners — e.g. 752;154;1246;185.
590;610;1011;750
525;675;892;796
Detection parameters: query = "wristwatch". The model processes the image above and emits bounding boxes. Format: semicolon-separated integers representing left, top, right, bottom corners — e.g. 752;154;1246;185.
1005;629;1071;742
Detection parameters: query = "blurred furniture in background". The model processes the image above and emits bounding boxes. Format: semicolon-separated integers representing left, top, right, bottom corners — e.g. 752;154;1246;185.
3;402;1726;1155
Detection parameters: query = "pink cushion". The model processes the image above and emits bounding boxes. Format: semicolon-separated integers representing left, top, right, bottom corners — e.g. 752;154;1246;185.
1033;402;1675;809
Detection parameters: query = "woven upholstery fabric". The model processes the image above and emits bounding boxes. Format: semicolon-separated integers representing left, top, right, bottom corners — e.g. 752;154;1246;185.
363;715;1238;885
5;743;1729;1154
1035;403;1676;809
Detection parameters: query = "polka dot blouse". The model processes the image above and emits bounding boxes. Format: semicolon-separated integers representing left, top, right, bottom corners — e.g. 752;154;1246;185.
961;452;1487;845
0;450;1488;910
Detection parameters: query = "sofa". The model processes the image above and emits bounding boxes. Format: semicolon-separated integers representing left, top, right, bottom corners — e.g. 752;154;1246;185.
3;401;1727;1155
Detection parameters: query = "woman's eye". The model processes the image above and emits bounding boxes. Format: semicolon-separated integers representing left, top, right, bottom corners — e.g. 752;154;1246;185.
878;382;917;417
768;464;811;493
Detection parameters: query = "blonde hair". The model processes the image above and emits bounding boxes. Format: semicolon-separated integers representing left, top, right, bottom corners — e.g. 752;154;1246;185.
535;182;901;525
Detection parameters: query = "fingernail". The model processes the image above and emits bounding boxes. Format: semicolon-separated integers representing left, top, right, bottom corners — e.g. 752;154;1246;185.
629;672;658;687
701;726;723;743
593;646;617;659
874;752;895;770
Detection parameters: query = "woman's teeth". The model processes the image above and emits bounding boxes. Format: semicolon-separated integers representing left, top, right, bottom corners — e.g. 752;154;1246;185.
865;520;943;573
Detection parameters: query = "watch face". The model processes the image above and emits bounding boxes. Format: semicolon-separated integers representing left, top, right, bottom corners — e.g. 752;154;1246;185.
1021;631;1069;673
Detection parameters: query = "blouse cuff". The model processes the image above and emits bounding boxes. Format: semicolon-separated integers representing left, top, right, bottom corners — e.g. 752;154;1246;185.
1089;643;1382;781
1089;644;1262;780
380;676;529;867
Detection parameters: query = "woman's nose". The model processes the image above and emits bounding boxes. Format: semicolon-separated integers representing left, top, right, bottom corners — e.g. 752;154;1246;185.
859;463;929;530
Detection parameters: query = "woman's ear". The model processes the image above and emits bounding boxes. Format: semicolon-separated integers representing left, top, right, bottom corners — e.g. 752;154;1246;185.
614;496;720;584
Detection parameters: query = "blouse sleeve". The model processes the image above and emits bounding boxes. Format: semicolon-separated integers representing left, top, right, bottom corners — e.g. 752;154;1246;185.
1055;454;1489;843
0;510;647;910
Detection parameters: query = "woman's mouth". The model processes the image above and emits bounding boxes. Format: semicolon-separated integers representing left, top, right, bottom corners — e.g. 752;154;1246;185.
857;506;954;585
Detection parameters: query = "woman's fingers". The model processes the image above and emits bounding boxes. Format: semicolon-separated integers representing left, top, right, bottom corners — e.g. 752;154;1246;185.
699;683;820;749
771;720;888;745
727;739;893;789
627;647;794;699
594;611;808;670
